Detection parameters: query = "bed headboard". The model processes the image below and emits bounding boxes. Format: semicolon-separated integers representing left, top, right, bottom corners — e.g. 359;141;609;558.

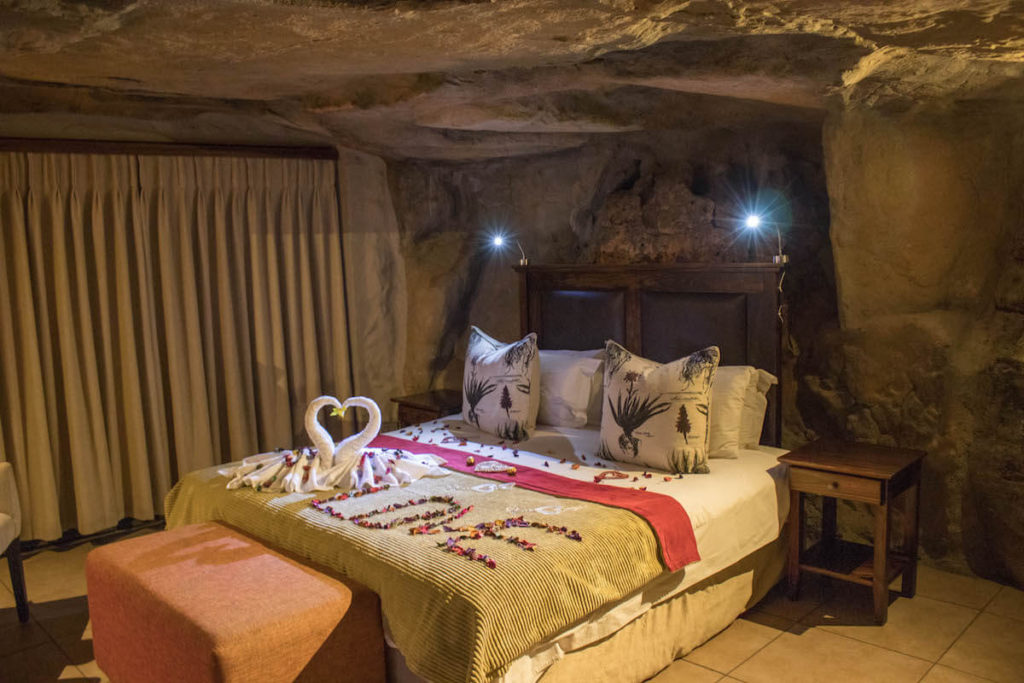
516;263;784;447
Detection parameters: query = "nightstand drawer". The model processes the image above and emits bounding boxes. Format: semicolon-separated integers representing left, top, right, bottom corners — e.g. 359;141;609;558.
393;390;463;428
789;468;882;503
398;405;446;427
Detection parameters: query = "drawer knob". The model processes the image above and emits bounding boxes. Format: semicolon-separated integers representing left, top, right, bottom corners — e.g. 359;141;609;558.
829;481;839;490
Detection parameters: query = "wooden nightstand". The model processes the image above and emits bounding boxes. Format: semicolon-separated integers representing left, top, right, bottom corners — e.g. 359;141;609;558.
391;390;462;428
779;440;926;624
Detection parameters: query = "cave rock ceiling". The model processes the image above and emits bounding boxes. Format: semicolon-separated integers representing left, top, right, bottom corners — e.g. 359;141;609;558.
1;0;1023;158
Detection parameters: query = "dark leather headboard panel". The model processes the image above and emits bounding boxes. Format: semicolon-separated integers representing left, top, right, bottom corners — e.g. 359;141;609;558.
640;292;747;364
517;263;783;446
539;290;626;350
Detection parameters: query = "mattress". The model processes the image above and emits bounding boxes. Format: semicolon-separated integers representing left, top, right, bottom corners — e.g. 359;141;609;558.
385;417;790;681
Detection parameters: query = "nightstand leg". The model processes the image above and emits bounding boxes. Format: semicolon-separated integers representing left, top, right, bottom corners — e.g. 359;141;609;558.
822;496;837;549
902;477;920;598
873;502;890;624
787;490;803;600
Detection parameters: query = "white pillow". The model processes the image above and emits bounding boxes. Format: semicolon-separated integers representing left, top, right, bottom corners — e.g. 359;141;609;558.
462;326;540;441
538;350;602;428
739;369;778;448
709;366;756;458
599;341;720;474
585;350;606;426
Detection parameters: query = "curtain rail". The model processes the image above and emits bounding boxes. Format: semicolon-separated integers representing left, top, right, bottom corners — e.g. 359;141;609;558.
0;137;338;160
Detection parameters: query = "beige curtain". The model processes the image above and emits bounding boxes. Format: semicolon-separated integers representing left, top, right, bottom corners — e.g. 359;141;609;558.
0;151;352;541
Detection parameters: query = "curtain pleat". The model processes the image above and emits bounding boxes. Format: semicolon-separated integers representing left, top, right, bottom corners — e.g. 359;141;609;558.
0;150;351;541
0;188;63;540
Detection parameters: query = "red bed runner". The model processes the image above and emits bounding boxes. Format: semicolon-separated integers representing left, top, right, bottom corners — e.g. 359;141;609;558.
371;434;700;572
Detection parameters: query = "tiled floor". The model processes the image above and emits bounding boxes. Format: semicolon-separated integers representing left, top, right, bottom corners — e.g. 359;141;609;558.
1;544;1022;683
652;568;1024;683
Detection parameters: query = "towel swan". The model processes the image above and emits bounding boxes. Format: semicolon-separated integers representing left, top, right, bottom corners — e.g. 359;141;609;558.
335;396;382;464
330;396;449;489
223;394;345;493
222;393;450;493
306;395;343;469
317;396;382;488
223;395;448;493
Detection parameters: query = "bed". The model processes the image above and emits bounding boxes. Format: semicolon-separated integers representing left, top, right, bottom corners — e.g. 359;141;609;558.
165;262;790;683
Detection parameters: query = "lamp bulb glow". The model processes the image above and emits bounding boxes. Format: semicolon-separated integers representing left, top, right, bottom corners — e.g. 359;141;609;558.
745;214;762;229
492;235;504;247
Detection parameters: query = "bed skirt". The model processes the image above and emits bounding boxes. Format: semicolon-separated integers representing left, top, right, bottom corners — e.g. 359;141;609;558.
387;530;787;683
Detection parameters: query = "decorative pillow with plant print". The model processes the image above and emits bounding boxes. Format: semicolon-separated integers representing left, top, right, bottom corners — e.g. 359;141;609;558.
599;340;720;474
461;326;540;441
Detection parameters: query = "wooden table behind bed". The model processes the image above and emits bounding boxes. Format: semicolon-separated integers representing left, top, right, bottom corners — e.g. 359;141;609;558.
516;263;784;447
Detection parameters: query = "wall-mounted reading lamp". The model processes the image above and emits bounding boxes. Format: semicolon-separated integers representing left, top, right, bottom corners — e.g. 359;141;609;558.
744;214;788;265
490;233;528;266
744;213;788;322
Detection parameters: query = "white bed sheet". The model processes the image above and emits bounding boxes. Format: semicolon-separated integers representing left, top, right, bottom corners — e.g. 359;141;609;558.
385;417;790;682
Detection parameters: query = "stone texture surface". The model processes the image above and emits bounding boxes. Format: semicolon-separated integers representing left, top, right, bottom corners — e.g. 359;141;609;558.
375;102;1024;586
591;173;718;263
2;2;1024;158
338;148;408;426
2;0;1024;587
814;105;1024;582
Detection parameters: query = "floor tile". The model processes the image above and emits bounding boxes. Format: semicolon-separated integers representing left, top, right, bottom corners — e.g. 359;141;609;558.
738;609;796;631
749;575;834;622
0;580;52;659
938;612;1024;683
0;580;16;610
39;609;95;668
983;585;1024;622
8;545;91;604
0;640;81;682
0;615;52;659
32;595;91;641
684;616;784;673
801;585;977;661
647;658;722;682
731;627;931;683
896;565;1002;610
920;664;996;682
74;657;109;682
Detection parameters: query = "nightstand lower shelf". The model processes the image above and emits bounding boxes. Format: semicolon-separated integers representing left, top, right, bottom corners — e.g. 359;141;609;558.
780;440;926;625
800;539;910;587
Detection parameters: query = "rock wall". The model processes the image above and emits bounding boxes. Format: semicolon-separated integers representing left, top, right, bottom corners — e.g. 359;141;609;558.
337;148;408;426
814;105;1024;582
386;145;616;394
342;102;1024;586
383;121;833;422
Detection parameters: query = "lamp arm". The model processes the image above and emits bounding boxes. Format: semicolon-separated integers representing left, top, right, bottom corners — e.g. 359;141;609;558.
515;239;528;266
773;226;789;265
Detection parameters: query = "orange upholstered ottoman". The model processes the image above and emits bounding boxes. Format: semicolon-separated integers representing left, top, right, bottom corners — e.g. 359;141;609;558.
86;522;385;683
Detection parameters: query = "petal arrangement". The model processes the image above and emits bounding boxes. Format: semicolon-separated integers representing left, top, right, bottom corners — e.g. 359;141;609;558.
311;494;473;535
310;495;583;570
302;417;706;571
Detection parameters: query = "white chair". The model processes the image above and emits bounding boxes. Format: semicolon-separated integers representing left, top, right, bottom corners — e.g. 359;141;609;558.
0;462;28;622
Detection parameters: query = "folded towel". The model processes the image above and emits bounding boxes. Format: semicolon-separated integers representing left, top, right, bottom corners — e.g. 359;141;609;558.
220;447;448;494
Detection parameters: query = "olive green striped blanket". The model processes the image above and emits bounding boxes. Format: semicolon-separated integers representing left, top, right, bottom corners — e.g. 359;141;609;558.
165;464;667;683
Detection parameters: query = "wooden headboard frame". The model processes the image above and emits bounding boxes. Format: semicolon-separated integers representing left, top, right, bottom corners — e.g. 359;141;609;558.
516;263;784;447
